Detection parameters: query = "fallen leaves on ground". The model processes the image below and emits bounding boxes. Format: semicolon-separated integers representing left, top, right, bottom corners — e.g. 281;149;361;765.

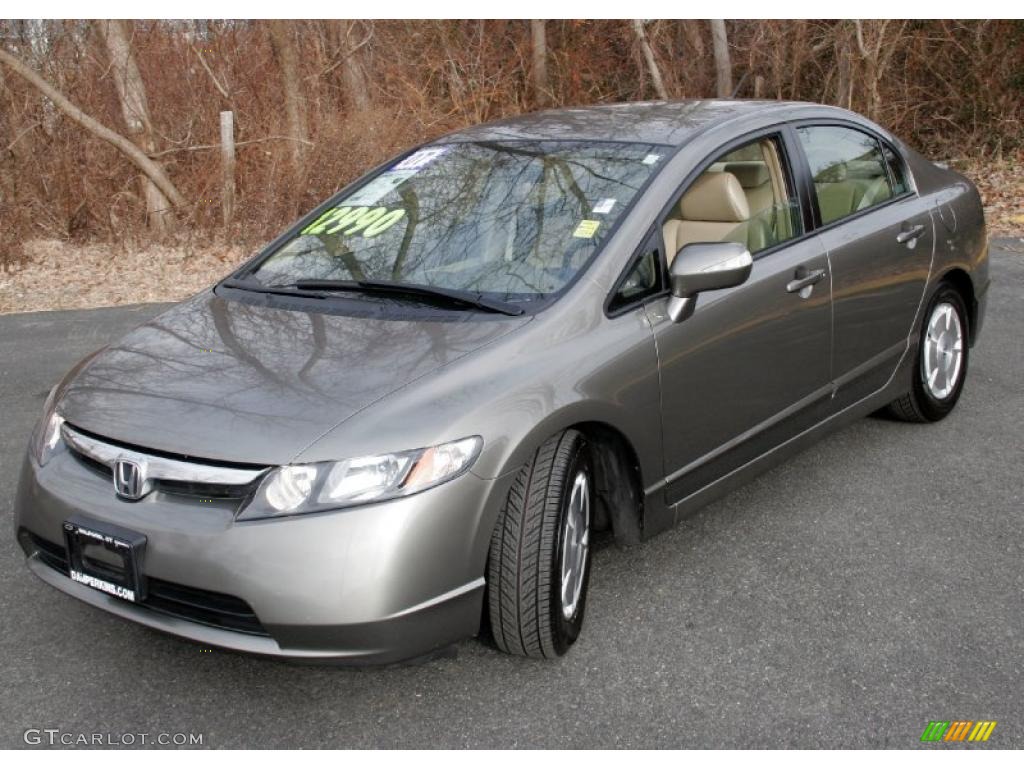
0;239;249;315
953;153;1024;237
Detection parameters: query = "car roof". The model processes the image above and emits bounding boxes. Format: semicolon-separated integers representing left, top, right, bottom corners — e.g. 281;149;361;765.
439;99;819;147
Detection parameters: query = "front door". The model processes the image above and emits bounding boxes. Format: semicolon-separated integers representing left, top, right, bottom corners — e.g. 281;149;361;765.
648;132;833;507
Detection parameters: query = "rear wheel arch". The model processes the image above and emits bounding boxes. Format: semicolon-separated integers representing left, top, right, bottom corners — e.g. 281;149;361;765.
936;267;977;345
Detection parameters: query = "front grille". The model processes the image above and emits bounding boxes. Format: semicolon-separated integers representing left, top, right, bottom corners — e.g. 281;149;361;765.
24;532;269;637
60;422;267;507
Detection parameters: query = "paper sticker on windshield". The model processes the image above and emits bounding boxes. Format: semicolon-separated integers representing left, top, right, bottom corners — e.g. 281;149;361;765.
593;198;616;215
342;171;416;207
393;147;448;171
642;154;662;165
573;220;600;239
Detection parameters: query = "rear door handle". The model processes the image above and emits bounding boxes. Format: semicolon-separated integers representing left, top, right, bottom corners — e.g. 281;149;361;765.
896;224;926;244
786;267;826;294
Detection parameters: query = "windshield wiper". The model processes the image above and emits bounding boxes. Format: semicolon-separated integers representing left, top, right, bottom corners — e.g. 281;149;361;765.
279;278;525;316
222;278;320;299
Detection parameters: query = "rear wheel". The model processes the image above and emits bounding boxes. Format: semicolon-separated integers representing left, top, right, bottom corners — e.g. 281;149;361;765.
888;283;969;422
487;429;592;658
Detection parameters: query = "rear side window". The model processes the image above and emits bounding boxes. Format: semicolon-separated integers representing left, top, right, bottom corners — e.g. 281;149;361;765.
796;126;894;225
882;143;909;196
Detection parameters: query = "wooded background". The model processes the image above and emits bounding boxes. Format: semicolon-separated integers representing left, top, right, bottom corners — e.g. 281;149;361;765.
1;19;1022;266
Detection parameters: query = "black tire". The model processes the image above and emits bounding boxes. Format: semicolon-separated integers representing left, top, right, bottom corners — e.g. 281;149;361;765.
487;429;593;658
887;282;970;423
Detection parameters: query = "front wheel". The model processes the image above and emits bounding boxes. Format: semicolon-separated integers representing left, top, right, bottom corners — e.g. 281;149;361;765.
888;282;970;422
487;429;593;658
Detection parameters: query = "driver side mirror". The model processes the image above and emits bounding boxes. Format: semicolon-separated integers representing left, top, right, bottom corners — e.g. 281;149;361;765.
667;242;753;323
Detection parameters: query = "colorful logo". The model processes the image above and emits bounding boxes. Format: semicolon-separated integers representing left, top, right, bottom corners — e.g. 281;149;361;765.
921;721;997;743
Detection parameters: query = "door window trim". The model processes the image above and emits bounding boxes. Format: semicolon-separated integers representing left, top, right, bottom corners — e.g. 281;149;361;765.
789;118;918;234
604;124;813;318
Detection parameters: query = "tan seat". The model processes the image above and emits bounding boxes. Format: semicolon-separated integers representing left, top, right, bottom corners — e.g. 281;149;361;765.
663;172;750;263
722;161;773;216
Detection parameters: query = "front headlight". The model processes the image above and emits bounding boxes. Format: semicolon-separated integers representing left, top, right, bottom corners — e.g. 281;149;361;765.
29;386;65;467
237;436;482;521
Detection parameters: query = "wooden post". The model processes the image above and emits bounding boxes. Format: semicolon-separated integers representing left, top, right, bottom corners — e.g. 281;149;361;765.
220;110;235;226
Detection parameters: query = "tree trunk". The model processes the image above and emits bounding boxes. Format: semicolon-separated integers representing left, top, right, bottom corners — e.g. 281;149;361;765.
0;45;185;212
632;20;668;100
338;20;370;111
99;20;175;234
710;20;733;98
268;20;309;172
531;20;550;107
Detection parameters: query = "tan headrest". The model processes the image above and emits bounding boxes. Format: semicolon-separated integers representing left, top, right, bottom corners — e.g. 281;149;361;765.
723;161;770;189
815;162;848;183
845;159;884;179
680;172;750;223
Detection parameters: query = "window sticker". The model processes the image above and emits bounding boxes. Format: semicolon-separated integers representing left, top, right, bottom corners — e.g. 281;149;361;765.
642;153;662;165
341;170;417;207
592;198;617;215
301;206;407;239
573;220;600;239
393;147;448;171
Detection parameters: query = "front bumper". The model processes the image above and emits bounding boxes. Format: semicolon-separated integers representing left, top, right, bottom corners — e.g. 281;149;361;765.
14;443;500;664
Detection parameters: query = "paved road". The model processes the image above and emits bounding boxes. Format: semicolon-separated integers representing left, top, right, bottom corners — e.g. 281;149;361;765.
1;242;1021;749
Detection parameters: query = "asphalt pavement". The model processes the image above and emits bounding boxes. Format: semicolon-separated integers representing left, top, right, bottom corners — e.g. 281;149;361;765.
1;241;1021;748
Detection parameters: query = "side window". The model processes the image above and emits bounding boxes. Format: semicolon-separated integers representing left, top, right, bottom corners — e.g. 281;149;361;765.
609;240;662;312
796;126;895;225
661;135;802;265
881;142;909;196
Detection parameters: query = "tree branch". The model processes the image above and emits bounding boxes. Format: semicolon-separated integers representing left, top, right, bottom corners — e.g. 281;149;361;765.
0;46;186;208
190;42;230;100
147;134;314;159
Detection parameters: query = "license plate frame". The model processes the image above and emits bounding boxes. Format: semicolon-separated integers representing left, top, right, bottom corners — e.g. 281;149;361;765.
63;515;147;603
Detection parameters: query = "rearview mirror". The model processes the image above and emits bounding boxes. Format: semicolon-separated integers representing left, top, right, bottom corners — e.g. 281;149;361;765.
667;242;753;323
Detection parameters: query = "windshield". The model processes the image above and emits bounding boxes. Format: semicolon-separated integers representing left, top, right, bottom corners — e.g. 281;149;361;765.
242;141;666;304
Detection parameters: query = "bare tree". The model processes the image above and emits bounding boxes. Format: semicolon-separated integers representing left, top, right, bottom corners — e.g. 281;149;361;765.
531;20;550;107
0;46;185;211
99;20;176;234
632;20;668;100
268;20;309;172
853;19;908;121
710;20;733;97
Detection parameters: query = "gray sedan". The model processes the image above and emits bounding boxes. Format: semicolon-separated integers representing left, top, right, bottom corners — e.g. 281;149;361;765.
15;100;989;663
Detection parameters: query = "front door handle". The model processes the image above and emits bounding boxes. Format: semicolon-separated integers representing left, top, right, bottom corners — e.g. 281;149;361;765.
896;223;926;244
786;267;826;295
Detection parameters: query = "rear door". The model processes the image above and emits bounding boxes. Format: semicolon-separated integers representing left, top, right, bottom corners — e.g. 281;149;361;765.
794;124;933;409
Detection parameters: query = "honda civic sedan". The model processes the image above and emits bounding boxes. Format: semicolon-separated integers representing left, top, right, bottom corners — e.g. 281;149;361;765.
15;100;989;663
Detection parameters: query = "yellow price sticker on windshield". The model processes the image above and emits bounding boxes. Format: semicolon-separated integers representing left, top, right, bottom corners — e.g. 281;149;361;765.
301;206;406;239
573;220;600;239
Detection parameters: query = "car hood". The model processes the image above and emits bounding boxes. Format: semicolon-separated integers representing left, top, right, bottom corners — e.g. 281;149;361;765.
58;292;530;465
